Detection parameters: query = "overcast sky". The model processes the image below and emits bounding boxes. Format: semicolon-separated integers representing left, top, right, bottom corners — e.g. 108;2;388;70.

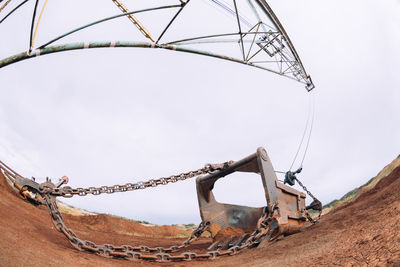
1;0;399;225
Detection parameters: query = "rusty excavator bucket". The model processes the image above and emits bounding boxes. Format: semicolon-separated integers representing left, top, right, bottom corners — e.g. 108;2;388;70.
196;147;307;247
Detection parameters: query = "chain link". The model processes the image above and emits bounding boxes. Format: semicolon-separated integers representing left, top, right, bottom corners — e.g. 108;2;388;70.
40;162;234;198
1;160;297;262
42;191;279;263
38;161;282;263
294;177;322;224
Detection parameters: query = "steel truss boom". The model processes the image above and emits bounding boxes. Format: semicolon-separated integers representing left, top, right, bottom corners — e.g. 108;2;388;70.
255;0;312;89
0;41;303;84
0;0;314;90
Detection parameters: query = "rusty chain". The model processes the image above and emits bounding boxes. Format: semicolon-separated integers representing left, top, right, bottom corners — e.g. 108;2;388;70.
39;161;234;198
294;177;322;224
37;160;279;262
43;192;279;263
1;160;282;262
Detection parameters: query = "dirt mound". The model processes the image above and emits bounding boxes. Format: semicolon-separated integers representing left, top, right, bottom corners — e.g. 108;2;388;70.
64;213;191;238
323;156;400;214
66;213;156;236
214;227;245;242
1;163;400;266
0;173;208;267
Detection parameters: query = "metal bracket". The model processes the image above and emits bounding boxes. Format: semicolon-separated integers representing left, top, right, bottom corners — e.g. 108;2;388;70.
305;76;315;91
13;176;56;205
14;176;41;191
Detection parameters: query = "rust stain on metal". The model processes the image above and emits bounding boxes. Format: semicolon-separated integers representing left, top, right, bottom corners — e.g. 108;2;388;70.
196;147;307;239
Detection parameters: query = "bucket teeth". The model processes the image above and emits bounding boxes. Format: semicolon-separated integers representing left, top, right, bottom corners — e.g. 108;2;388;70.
220;236;237;250
255;220;281;247
233;233;250;247
207;237;226;250
208;233;251;251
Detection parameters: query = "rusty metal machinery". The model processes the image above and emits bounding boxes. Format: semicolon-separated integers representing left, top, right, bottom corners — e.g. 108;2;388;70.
0;148;322;262
0;0;321;263
197;147;307;239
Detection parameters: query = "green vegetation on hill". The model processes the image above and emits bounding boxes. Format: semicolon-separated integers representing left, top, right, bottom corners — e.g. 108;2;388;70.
323;176;375;210
323;155;400;214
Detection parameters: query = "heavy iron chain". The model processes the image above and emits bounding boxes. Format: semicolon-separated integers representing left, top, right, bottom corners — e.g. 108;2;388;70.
284;168;322;224
294;177;322;224
42;190;279;262
38;161;279;262
0;161;299;262
39;162;234;198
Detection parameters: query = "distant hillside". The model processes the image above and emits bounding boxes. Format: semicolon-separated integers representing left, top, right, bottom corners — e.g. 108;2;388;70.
57;201;97;216
57;201;198;235
322;154;400;214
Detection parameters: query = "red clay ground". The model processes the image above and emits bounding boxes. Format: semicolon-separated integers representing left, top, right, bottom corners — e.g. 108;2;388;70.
1;165;400;266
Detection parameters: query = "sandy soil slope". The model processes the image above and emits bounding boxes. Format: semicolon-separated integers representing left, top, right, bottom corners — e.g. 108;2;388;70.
1;164;399;266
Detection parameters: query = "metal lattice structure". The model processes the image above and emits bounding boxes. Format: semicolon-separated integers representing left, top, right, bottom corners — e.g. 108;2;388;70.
0;0;314;90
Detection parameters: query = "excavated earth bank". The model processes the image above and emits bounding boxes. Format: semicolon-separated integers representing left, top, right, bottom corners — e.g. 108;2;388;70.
1;165;400;266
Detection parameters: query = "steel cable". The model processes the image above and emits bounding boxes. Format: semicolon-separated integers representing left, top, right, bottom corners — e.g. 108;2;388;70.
208;0;252;27
289;93;313;170
300;93;315;167
0;0;28;25
29;0;39;52
31;0;47;47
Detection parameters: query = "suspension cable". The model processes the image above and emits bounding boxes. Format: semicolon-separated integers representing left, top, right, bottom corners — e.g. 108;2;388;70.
208;0;252;27
31;0;47;47
0;0;29;25
300;93;315;167
246;0;268;32
29;0;40;52
289;93;313;170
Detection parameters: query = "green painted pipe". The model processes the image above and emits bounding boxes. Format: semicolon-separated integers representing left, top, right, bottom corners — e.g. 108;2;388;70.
0;41;304;85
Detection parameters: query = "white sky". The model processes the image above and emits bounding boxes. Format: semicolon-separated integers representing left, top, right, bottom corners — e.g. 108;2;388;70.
1;0;399;225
